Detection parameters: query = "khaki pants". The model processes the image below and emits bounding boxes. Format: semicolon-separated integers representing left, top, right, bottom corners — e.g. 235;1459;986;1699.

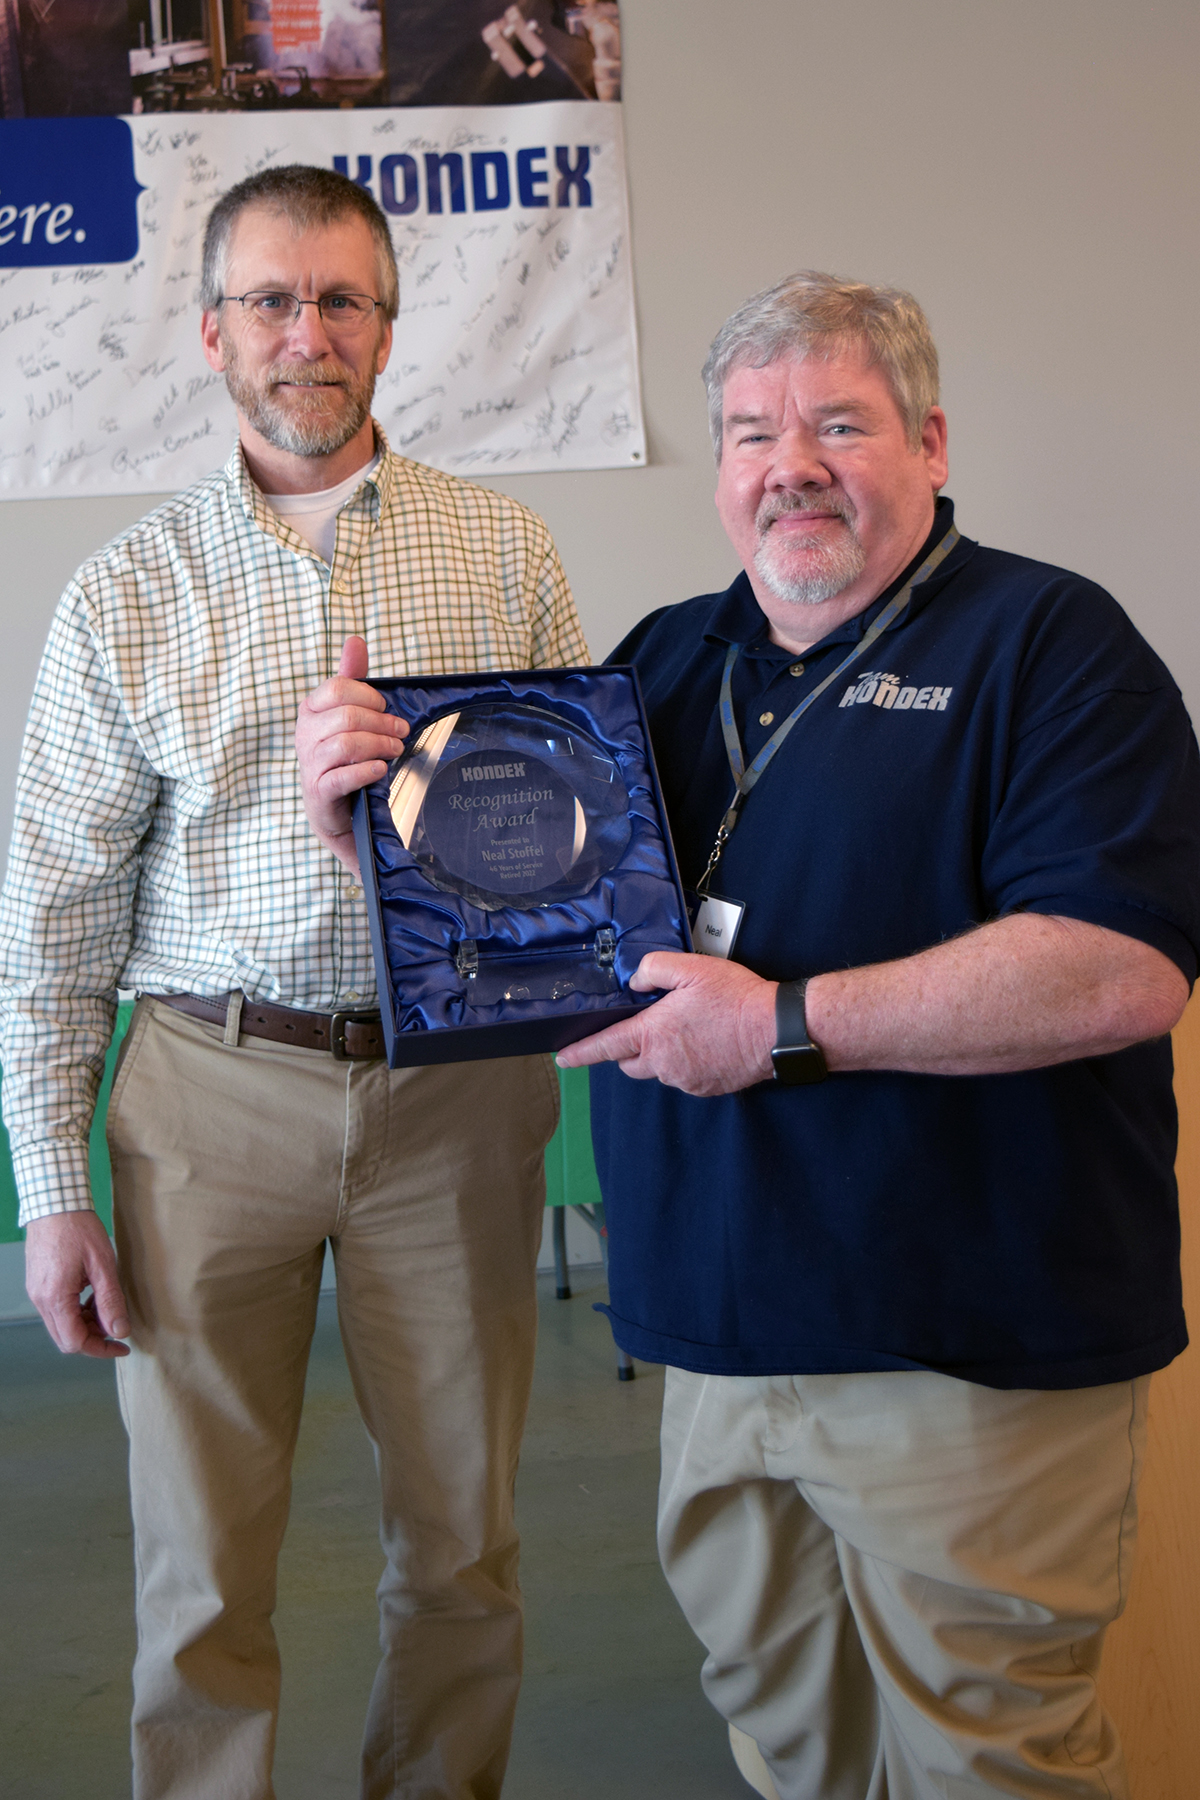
658;1366;1148;1800
108;997;558;1800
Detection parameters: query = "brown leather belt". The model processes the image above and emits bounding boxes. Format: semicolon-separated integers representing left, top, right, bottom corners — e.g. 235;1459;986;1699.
152;992;386;1060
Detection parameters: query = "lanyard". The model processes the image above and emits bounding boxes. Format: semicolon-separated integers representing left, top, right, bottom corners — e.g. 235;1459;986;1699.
695;524;960;895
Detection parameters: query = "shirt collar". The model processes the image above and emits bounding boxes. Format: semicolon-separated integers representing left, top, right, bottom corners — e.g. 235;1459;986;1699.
225;419;393;536
703;497;970;657
365;423;394;513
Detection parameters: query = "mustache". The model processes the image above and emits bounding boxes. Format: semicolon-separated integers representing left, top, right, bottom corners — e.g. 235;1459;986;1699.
264;361;352;389
756;491;857;531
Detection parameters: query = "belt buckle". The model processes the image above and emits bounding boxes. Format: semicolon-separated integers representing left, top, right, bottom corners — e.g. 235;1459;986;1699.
329;1010;357;1060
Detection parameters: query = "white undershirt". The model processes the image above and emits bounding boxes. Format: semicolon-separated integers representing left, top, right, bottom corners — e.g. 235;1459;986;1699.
262;451;382;564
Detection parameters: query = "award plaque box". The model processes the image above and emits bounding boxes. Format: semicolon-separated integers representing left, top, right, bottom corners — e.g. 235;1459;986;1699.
351;667;692;1068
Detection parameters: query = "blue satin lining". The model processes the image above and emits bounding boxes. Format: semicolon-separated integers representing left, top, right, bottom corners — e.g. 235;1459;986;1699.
361;670;690;1038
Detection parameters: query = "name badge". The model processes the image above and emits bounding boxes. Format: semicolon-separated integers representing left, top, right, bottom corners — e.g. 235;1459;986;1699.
691;893;746;960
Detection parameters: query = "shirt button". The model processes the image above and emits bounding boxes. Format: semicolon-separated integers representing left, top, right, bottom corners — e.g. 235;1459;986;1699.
345;990;361;1001
759;711;775;726
789;661;805;677
345;883;362;900
331;578;350;596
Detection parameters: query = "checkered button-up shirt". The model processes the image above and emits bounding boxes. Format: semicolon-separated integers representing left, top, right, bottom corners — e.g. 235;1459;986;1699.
0;430;589;1225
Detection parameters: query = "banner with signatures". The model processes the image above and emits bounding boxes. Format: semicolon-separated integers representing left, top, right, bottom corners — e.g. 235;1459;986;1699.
0;4;643;495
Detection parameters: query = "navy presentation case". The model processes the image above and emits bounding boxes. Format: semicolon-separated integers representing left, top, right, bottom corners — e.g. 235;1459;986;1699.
351;666;692;1068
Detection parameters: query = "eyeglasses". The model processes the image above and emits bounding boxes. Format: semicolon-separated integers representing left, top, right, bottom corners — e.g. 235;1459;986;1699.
219;291;383;334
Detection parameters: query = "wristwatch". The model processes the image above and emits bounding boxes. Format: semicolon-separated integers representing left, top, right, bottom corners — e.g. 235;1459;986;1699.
771;979;828;1086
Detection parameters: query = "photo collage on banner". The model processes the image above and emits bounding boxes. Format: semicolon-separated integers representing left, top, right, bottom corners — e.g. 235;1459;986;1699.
0;1;643;493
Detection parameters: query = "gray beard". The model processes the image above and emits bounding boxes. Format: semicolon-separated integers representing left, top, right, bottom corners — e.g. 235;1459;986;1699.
221;338;376;458
753;496;867;606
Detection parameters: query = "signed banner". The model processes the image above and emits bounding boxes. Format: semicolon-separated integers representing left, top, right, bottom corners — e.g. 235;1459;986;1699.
0;3;643;494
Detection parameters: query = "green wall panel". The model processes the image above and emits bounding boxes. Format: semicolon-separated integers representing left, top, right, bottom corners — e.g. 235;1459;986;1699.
544;1065;602;1209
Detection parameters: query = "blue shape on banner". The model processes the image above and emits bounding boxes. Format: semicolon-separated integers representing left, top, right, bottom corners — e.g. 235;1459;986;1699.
0;118;144;268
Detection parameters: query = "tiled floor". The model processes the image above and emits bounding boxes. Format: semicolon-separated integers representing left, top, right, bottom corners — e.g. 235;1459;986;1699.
1;1271;748;1799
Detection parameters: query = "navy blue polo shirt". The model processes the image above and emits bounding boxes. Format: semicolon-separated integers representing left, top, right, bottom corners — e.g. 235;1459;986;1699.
591;501;1200;1387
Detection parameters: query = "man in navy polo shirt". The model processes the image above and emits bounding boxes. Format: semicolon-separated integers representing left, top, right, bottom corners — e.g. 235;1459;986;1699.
552;274;1200;1800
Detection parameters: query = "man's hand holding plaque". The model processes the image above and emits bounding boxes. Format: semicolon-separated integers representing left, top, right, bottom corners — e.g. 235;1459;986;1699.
296;635;409;876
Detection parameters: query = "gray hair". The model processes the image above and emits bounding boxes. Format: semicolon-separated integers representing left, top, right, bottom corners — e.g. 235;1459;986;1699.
702;271;939;459
200;164;399;321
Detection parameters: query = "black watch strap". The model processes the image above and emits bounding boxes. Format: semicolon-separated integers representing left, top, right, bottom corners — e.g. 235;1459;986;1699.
771;979;828;1086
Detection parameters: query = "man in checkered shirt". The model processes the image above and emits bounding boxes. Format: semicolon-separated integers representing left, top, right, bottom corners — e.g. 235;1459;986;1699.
0;165;587;1800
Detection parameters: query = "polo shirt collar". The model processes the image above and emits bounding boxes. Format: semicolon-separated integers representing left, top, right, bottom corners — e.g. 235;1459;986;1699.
703;497;971;657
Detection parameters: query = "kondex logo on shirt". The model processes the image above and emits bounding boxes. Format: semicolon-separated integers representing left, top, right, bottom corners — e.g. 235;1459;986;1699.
838;671;953;712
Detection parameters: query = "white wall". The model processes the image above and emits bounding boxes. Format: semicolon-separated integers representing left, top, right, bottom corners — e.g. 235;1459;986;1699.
1;0;1197;857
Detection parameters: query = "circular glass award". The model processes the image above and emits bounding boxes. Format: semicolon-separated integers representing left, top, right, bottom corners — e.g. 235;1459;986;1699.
387;702;632;911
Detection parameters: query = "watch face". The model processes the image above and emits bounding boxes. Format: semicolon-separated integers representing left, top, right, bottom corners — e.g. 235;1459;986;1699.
770;1042;829;1087
387;701;632;911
